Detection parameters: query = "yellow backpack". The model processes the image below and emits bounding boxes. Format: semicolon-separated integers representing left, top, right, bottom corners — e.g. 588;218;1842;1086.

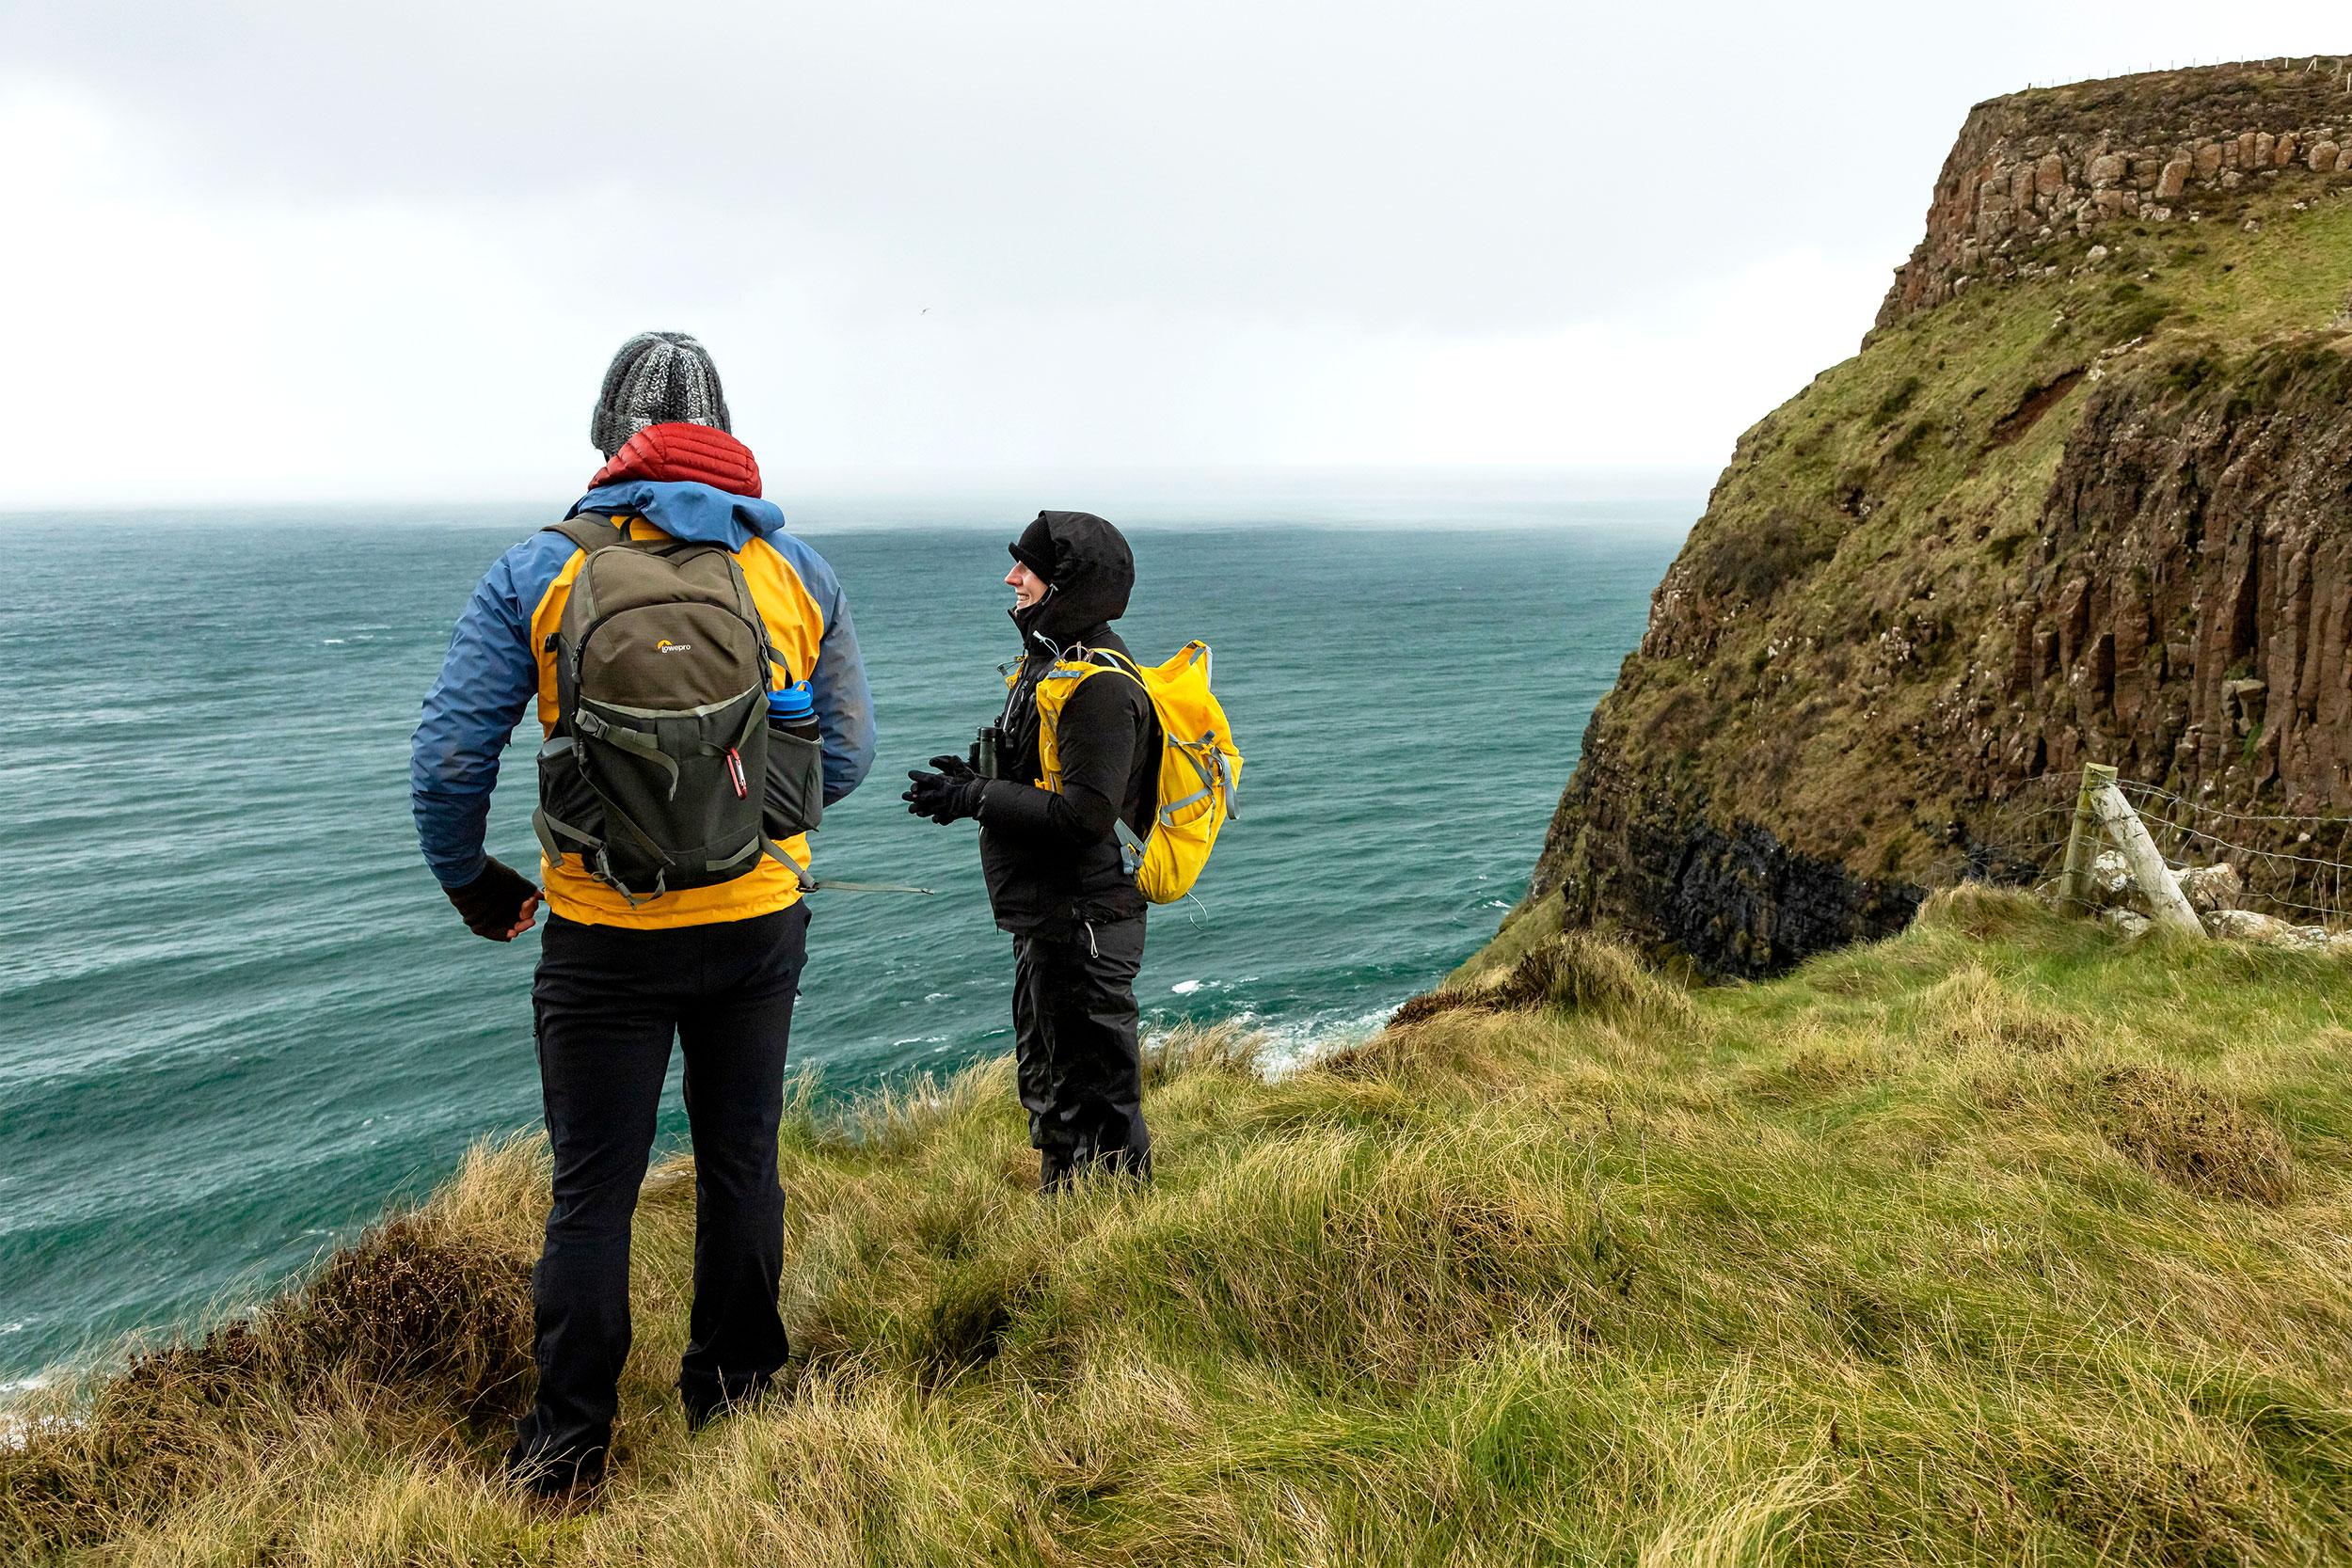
1025;641;1242;903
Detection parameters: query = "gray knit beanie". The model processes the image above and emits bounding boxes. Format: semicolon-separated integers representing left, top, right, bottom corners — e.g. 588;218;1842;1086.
590;332;733;457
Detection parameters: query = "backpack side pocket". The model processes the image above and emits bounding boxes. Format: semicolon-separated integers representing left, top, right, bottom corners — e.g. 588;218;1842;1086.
762;728;825;840
532;736;608;871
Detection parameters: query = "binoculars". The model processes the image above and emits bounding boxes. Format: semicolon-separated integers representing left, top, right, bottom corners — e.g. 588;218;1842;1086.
970;726;1004;780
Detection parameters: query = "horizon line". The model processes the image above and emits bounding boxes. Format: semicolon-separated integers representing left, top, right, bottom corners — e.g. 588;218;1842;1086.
1;462;1723;518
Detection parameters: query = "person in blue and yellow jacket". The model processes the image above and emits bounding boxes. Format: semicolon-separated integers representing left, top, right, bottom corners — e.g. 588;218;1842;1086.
409;332;874;1505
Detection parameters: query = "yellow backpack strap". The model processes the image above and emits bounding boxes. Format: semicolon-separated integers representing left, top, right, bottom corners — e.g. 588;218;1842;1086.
1092;647;1150;685
1033;648;1145;795
1083;648;1156;875
1028;657;1091;791
1034;648;1140;711
1060;646;1140;680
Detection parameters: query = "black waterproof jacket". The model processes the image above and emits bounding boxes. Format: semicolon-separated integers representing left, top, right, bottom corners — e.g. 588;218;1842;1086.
977;512;1158;937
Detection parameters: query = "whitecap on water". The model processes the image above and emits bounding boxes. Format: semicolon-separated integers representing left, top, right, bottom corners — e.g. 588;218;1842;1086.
0;1383;73;1454
1237;1003;1408;1079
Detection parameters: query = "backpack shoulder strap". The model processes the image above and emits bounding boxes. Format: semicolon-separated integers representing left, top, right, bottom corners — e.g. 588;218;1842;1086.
541;514;628;631
1034;650;1138;712
1058;644;1145;687
1090;646;1151;686
539;513;639;641
544;512;629;556
715;550;781;680
1076;648;1152;728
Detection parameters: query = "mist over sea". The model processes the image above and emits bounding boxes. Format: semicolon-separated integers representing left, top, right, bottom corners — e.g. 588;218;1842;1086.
0;472;1692;1386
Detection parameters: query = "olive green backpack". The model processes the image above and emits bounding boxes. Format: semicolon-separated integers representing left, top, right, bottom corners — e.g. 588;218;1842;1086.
531;515;822;903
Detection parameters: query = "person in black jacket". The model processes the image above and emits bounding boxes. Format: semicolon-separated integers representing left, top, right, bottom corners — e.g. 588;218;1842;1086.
904;512;1158;1187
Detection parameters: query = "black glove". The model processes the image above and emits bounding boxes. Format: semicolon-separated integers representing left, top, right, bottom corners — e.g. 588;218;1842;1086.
445;856;540;941
904;760;986;824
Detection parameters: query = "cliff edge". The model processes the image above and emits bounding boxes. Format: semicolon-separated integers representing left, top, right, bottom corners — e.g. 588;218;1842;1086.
1486;57;2352;980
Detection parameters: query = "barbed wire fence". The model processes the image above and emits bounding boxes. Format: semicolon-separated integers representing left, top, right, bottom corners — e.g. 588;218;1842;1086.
1921;767;2352;930
2113;778;2352;928
1916;770;2088;895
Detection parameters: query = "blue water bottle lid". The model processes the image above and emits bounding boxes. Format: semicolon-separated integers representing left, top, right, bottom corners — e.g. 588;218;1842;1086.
768;680;815;720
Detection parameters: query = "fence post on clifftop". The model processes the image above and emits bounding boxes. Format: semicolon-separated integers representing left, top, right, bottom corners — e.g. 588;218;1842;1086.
2092;781;2207;937
2058;764;2118;911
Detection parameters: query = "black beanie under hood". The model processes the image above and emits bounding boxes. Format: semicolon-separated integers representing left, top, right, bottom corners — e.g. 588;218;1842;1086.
1009;511;1133;646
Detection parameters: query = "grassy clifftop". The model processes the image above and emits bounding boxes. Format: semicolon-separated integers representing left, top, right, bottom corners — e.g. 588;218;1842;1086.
8;896;2351;1564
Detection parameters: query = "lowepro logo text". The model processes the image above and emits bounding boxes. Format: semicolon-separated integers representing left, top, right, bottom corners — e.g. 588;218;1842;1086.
656;640;694;654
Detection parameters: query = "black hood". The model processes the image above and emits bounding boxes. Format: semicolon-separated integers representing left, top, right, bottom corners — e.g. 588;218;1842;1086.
1009;511;1133;647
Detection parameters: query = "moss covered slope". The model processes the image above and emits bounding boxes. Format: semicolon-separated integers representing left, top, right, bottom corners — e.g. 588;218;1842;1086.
8;895;2352;1565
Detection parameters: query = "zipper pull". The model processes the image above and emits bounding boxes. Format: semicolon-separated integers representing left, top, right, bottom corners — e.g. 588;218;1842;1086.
725;748;748;798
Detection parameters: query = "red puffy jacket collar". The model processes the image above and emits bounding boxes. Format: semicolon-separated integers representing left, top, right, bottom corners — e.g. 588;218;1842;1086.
590;422;762;499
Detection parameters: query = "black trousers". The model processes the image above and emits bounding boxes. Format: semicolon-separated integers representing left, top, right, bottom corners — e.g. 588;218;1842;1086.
508;901;809;1489
1012;916;1151;1186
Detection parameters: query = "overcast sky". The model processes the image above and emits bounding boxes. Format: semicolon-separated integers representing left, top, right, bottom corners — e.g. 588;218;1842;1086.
1;3;2341;504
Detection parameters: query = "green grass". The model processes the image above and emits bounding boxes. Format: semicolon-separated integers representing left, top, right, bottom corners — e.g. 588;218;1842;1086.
8;889;2350;1565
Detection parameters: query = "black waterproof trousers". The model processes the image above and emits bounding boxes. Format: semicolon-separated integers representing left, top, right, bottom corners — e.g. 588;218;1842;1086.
1012;915;1151;1186
508;902;808;1491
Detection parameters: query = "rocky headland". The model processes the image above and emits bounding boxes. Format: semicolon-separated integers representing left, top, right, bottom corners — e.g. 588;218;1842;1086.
1473;57;2352;980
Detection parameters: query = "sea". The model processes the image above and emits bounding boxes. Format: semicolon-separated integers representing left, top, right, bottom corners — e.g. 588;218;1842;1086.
0;473;1692;1390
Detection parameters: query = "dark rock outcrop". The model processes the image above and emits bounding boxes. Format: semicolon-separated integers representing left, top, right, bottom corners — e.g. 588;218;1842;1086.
1880;59;2352;326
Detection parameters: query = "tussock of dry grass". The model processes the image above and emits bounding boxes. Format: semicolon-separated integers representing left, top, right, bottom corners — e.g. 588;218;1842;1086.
2088;1063;2298;1205
1389;929;1692;1032
7;886;2352;1565
1140;1018;1266;1087
1;1139;545;1559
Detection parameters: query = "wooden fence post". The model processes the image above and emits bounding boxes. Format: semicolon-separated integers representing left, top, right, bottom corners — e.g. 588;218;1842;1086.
2058;764;2118;911
2091;781;2206;937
